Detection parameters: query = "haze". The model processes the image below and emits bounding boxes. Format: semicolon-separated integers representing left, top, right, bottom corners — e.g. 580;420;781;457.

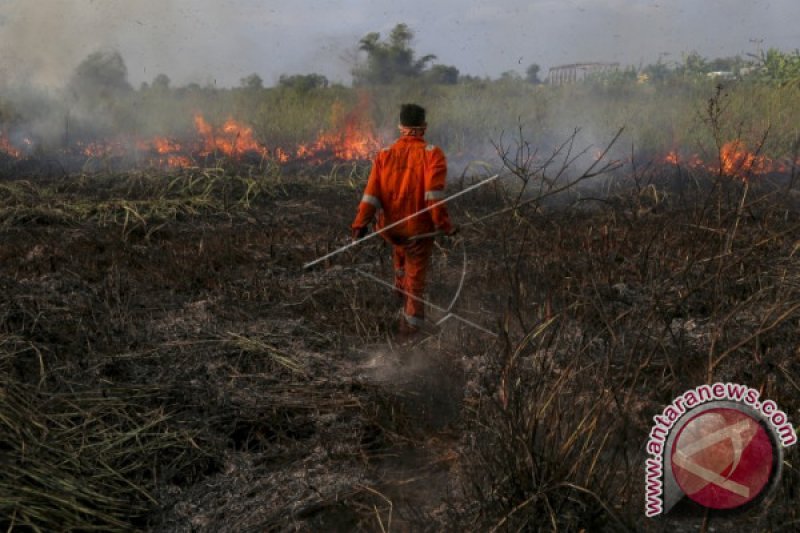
0;0;796;87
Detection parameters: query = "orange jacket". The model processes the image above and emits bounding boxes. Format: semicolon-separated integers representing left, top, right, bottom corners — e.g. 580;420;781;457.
352;136;452;241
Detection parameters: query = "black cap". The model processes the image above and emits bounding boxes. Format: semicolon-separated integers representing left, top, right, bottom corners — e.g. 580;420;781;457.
400;104;426;127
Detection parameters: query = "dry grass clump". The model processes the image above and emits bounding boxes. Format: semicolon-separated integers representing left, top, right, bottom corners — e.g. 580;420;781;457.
0;379;210;531
452;321;630;532
433;118;800;530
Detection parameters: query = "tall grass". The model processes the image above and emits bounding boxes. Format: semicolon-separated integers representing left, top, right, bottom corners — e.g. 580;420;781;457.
3;78;800;165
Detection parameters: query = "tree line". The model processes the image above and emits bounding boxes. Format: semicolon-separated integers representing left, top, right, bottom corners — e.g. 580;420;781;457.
23;23;800;103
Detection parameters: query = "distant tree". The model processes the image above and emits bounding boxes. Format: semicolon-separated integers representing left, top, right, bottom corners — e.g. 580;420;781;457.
641;61;671;83
240;73;264;90
681;51;707;75
762;48;800;82
706;57;733;72
459;74;490;84
499;70;522;82
152;73;171;90
589;66;638;89
525;63;541;84
353;23;437;85
69;50;132;99
278;73;329;91
424;64;459;85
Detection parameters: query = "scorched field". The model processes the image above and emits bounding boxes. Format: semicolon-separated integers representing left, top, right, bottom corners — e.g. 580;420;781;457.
1;82;800;532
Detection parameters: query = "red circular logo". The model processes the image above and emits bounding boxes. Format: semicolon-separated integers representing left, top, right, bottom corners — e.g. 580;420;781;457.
671;407;775;509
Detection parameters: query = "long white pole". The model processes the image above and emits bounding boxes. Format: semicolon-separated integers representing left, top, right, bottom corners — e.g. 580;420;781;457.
303;174;499;269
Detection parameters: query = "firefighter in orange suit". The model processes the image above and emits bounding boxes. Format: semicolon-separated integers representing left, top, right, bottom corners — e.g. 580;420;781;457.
351;104;457;333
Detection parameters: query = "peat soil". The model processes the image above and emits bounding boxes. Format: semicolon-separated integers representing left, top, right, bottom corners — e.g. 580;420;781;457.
1;166;799;531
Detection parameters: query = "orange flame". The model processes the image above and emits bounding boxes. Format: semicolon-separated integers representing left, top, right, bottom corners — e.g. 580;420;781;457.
297;93;381;161
1;98;381;168
274;147;290;163
665;151;679;165
719;140;770;179
135;137;191;168
149;137;192;167
194;114;268;158
153;137;183;154
0;133;21;158
81;140;126;158
664;140;777;180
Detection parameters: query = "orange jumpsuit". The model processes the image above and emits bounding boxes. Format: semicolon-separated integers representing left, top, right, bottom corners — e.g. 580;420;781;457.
352;135;452;329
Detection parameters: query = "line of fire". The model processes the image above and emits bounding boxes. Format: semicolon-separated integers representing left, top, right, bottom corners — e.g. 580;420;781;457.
2;106;796;181
0;95;382;172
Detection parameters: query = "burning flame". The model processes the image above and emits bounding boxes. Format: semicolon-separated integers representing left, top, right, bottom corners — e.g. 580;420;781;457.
719;140;770;178
296;94;381;161
274;147;290;163
4;115;797;180
664;140;788;180
153;137;183;154
0;97;383;168
0;133;21;158
82;141;126;158
152;138;192;168
132;137;192;168
665;151;679;165
195;115;268;158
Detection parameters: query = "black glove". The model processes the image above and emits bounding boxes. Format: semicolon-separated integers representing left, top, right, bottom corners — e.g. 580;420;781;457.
351;226;368;241
440;224;459;237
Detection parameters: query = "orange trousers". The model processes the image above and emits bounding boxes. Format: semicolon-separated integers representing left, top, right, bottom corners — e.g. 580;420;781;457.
391;238;434;328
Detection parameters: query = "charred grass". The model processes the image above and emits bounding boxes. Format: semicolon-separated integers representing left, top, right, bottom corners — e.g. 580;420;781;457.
1;159;799;531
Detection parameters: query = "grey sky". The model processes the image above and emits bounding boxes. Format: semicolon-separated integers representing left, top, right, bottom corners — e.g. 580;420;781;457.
0;0;797;87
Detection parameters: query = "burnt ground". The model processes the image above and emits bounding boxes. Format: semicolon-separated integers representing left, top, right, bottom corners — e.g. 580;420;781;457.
1;162;799;532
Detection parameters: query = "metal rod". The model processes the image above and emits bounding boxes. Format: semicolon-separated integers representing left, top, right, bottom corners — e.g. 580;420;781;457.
407;230;444;241
303;173;500;269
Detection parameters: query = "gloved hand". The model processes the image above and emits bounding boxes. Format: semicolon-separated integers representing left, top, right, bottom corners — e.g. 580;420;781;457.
440;224;459;237
351;226;368;241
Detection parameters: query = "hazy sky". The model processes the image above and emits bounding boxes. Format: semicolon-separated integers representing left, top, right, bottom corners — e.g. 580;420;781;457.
0;0;797;87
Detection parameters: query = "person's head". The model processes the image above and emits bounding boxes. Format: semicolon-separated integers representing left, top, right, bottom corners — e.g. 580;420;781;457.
399;103;426;137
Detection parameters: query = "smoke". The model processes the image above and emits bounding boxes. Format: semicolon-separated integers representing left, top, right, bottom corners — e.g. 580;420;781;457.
1;1;235;88
360;344;464;429
0;1;359;89
0;1;186;87
0;0;795;178
0;1;134;88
